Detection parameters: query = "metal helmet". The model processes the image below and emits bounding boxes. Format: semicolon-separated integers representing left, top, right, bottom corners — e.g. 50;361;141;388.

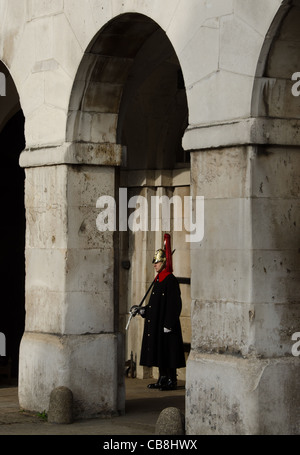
152;249;166;265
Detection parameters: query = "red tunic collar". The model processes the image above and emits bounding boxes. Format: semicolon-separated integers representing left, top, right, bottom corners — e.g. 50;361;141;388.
157;270;172;282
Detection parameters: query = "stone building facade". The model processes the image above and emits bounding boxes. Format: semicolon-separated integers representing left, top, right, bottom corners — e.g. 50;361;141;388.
0;0;299;434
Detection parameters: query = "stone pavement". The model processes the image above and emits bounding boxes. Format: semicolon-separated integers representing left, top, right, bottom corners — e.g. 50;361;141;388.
0;377;185;435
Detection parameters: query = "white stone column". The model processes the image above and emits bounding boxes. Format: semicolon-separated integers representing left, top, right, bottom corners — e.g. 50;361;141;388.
18;143;124;418
184;123;300;434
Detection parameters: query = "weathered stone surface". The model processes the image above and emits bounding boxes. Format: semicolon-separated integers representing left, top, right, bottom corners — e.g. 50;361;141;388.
48;386;73;424
186;352;300;435
18;332;121;419
155;407;185;435
1;0;298;436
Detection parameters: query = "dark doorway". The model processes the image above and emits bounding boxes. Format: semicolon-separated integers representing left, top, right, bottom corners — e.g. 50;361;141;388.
0;109;25;381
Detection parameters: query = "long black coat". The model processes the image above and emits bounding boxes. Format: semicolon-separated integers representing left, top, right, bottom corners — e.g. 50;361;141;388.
140;273;186;369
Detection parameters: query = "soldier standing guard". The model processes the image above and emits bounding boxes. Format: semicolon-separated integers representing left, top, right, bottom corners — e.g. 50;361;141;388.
130;234;186;390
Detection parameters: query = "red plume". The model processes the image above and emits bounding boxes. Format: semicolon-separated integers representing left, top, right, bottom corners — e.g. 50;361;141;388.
164;233;173;273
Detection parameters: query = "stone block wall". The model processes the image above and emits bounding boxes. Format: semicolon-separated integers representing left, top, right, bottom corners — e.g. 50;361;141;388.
0;0;298;433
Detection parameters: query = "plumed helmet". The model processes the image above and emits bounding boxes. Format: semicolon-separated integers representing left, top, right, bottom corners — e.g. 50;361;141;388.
152;249;166;264
152;234;173;272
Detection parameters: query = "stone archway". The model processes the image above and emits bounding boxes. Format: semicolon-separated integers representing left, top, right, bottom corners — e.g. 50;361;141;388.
67;10;190;396
0;61;25;382
19;12;190;419
249;1;300;433
185;1;300;435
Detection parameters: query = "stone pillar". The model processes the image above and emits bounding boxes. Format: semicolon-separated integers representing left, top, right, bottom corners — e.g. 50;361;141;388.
18;143;124;419
184;121;300;435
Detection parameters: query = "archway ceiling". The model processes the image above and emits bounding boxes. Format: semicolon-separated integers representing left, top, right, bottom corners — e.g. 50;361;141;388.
67;12;188;168
67;14;160;141
252;2;300;121
88;13;160;58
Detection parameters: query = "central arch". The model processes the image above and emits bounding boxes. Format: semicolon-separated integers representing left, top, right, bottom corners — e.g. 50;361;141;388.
67;13;188;157
67;12;190;406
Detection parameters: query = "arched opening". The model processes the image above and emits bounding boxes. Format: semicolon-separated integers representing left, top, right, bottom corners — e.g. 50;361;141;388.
251;0;300;318
246;1;300;433
67;12;190;409
115;20;190;383
252;0;300;121
0;62;25;384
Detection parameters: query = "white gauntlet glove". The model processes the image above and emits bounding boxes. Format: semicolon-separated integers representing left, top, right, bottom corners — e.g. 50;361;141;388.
129;305;145;317
129;305;139;317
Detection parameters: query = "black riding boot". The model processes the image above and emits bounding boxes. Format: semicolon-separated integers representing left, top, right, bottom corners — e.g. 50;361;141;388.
147;372;167;389
159;368;177;390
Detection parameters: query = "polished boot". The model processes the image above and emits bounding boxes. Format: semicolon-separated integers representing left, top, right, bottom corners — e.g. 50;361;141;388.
147;375;167;389
159;378;177;391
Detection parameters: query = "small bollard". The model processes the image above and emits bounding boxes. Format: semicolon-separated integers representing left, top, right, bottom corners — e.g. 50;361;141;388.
48;386;73;424
155;407;185;435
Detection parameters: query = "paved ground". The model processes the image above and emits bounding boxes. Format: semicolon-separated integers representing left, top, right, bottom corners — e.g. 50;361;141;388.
0;377;185;436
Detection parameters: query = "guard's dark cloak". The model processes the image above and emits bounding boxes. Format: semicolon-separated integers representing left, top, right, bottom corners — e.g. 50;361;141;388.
140;273;186;369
